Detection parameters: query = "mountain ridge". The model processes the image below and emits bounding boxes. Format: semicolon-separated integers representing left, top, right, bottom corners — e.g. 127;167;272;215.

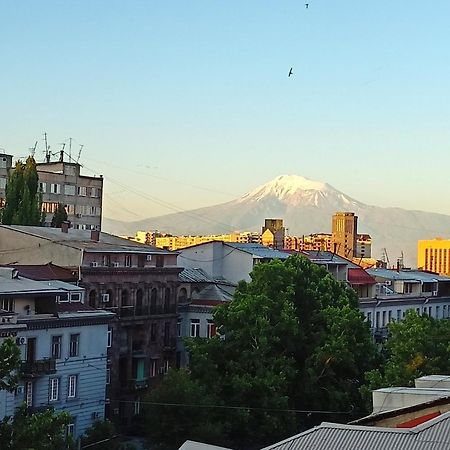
102;175;450;267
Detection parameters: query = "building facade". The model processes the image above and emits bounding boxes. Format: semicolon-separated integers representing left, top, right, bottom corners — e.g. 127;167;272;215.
418;238;450;276
331;212;358;259
0;267;113;439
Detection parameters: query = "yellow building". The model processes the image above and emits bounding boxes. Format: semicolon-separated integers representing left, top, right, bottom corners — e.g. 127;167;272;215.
418;238;450;275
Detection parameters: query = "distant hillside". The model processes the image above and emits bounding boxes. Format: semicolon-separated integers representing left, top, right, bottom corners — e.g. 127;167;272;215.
103;175;450;267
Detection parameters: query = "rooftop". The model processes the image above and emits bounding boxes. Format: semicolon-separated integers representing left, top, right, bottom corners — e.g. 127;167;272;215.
367;268;450;283
7;263;78;282
225;242;290;260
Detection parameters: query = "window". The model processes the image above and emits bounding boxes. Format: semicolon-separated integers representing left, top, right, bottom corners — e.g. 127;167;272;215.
107;330;112;348
163;359;169;375
382;311;386;327
436;305;440;319
26;381;33;407
375;311;380;329
67;422;75;437
177;319;182;338
1;298;14;312
156;255;164;268
51;336;62;359
77;186;87;196
124;255;132;267
70;292;81;302
69;334;80;357
150;323;157;342
134;399;141;415
388;310;392;322
396;309;402;322
190;319;200;338
106;368;111;385
50;183;61;194
102;255;111;267
68;375;77;398
49;378;59;401
39;182;47;193
366;312;372;327
207;320;217;338
444;305;447;318
164;322;170;345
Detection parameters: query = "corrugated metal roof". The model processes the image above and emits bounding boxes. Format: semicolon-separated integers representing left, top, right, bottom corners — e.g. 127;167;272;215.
262;410;450;450
9;263;78;281
179;267;215;283
367;268;450;283
301;251;359;267
348;268;376;285
225;243;290;259
0;273;82;295
192;284;234;302
1;225;174;254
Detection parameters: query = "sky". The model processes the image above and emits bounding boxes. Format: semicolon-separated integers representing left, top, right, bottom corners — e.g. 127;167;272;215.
1;1;450;222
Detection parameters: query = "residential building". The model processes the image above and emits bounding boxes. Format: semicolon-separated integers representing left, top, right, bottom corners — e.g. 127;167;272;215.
261;219;286;250
418;238;450;275
0;152;103;230
331;212;358;259
177;268;235;367
0;225;182;427
0;267;113;439
284;233;333;252
178;241;290;284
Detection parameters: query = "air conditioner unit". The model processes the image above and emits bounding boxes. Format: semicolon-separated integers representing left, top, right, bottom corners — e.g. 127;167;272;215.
385;281;392;286
90;262;99;267
16;336;27;346
146;255;152;261
91;411;100;420
112;262;120;268
76;213;83;218
101;293;110;303
433;290;438;296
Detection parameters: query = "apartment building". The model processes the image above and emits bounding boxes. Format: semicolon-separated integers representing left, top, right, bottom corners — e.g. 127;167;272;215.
331;212;358;259
0;224;182;428
0;267;113;439
0;152;103;230
418;238;450;276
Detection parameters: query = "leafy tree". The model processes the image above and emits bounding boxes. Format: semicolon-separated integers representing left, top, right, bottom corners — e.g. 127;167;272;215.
143;255;377;449
0;338;75;449
362;310;450;399
50;203;68;228
81;419;119;450
2;156;44;226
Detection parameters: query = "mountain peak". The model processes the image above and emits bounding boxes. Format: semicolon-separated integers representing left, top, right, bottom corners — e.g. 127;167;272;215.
240;174;335;202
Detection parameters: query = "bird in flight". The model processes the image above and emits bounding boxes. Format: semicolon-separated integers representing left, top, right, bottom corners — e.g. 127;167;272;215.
288;67;293;77
305;3;309;8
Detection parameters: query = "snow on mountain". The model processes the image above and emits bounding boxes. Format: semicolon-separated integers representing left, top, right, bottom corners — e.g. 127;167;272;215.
103;175;450;267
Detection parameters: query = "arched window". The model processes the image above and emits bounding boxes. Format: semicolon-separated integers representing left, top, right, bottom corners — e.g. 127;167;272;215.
136;289;143;315
89;290;97;308
178;288;187;303
150;288;157;314
121;289;129;306
164;288;171;313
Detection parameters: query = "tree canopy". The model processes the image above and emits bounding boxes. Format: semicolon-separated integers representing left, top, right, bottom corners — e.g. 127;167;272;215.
143;255;377;449
1;156;44;226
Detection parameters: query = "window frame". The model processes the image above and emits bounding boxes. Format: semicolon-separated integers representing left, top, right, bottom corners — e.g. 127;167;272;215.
51;335;62;359
49;377;59;402
68;375;77;399
69;333;80;357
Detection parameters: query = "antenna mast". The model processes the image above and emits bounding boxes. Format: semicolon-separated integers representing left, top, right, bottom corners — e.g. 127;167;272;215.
43;132;50;163
29;141;38;157
76;144;84;164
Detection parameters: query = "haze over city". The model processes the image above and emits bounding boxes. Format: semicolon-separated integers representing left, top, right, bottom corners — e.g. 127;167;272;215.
1;1;450;223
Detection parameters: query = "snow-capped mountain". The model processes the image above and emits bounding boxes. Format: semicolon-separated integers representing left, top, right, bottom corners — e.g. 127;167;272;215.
103;175;450;267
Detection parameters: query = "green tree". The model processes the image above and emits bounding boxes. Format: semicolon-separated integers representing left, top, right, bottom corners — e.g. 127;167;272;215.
0;338;21;392
81;419;119;450
2;156;44;226
143;255;377;449
50;203;68;228
0;338;75;449
363;310;450;398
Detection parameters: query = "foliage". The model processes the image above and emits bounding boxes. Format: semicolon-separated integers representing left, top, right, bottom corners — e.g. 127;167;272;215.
0;338;21;392
143;369;227;450
81;419;119;449
0;404;75;450
50;203;68;228
1;156;44;226
143;255;377;449
362;310;450;399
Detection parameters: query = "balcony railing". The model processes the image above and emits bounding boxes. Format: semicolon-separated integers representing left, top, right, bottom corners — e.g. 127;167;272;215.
120;305;177;318
126;378;149;391
22;359;56;377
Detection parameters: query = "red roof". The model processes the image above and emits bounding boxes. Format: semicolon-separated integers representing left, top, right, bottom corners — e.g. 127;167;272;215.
348;267;376;285
8;263;78;282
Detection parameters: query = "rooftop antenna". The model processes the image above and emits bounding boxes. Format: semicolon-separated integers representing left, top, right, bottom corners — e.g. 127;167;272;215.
59;143;66;162
76;144;84;164
43;132;50;163
68;137;73;161
29;141;38;157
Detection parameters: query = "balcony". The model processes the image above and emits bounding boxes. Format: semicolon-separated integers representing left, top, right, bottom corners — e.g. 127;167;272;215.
126;378;149;391
22;359;56;377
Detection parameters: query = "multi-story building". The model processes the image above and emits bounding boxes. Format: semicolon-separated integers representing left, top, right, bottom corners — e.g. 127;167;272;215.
0;225;182;427
331;212;358;259
0;267;113;439
356;233;372;258
0;152;103;230
418;238;450;276
261;219;286;250
284;233;332;252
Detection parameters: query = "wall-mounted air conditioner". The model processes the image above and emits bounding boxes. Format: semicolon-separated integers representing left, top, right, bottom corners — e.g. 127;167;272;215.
16;336;27;346
101;293;110;303
90;262;99;267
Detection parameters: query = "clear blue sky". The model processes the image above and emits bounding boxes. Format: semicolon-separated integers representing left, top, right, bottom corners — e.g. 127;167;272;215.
1;1;449;221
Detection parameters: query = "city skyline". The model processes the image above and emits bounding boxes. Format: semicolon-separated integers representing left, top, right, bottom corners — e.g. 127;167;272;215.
1;1;450;221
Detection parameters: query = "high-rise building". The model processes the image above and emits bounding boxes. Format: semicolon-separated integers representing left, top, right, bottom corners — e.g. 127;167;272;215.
261;218;286;250
0;153;103;230
331;212;358;259
418;238;450;275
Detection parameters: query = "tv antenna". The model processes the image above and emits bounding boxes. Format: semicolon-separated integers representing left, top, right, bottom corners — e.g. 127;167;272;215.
43;132;50;162
76;144;84;164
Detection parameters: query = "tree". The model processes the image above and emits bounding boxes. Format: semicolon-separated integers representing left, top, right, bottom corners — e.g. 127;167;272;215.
81;419;119;450
1;156;44;226
143;255;377;449
0;338;75;449
363;310;450;397
50;203;68;228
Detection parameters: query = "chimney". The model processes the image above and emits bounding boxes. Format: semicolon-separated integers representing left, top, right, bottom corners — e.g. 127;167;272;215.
91;230;100;242
61;221;69;233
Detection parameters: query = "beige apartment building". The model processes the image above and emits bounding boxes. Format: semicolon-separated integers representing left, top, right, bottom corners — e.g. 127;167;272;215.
0;153;103;230
331;212;358;258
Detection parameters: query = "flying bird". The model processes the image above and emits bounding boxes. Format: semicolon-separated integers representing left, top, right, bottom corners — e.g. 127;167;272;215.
305;3;309;8
288;67;293;77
